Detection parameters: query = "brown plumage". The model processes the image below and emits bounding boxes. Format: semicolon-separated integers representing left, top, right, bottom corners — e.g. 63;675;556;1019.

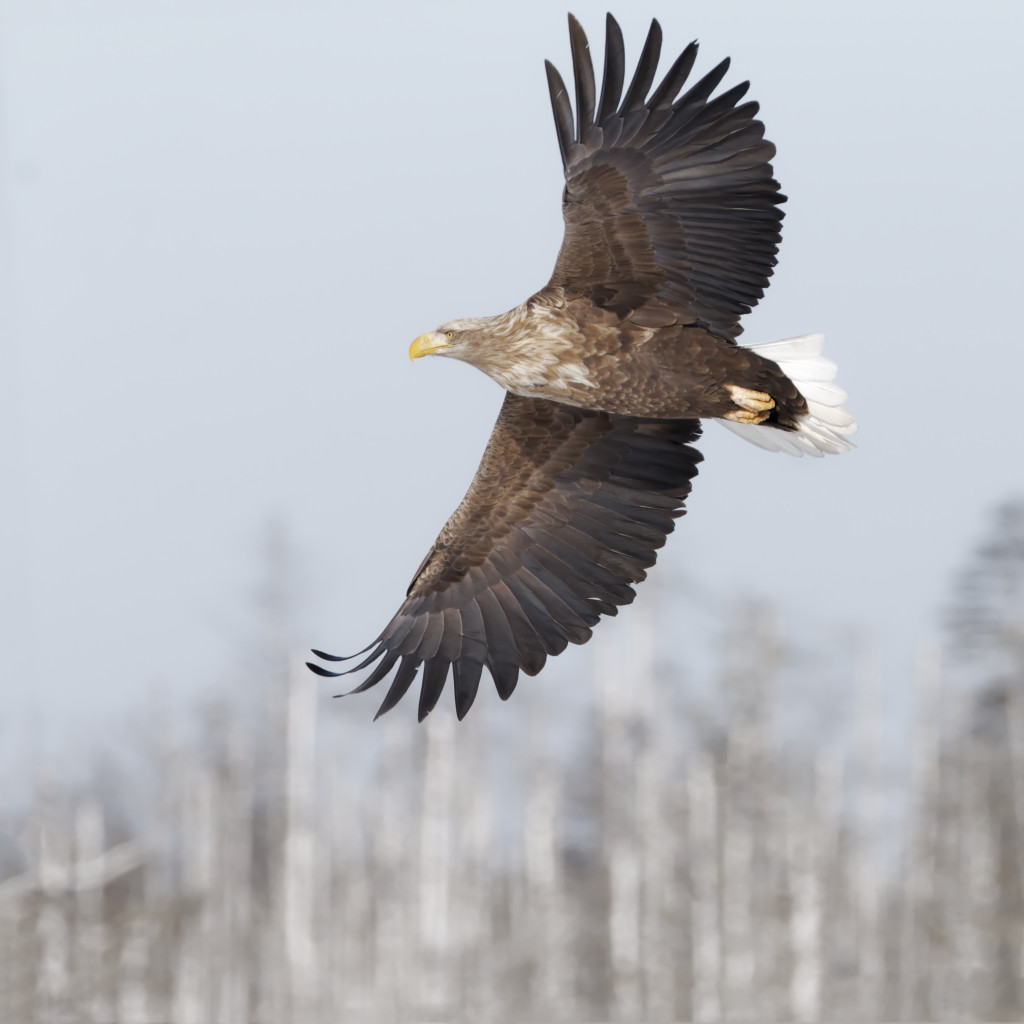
309;14;855;719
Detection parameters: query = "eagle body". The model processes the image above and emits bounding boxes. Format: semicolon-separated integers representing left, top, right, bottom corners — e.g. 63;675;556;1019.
438;290;809;425
309;15;856;720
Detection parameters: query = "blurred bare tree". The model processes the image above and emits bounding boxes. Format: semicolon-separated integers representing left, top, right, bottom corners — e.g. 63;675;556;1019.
947;498;1024;681
1;505;1023;1022
942;497;1024;1019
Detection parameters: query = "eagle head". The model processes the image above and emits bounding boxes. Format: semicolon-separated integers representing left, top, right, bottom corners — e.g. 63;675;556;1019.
409;317;494;363
409;304;581;395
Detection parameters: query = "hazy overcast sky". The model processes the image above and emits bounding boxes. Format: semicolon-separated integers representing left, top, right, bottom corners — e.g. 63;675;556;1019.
1;0;1022;743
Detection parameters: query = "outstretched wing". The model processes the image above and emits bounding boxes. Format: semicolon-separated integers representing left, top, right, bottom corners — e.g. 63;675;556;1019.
542;14;784;338
309;394;702;721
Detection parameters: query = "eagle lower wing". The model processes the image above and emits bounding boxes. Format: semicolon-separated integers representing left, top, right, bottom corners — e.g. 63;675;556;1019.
309;393;702;721
542;14;785;338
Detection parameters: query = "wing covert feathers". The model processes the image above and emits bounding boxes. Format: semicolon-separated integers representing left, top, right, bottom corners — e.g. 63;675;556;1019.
544;14;785;338
308;395;703;720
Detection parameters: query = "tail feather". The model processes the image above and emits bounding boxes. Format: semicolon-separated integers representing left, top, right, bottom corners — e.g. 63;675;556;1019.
719;333;856;457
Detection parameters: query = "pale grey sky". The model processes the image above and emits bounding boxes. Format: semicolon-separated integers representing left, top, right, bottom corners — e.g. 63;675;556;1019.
1;0;1022;742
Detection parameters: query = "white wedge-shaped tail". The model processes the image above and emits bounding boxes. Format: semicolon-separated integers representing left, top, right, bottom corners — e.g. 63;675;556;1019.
719;333;856;457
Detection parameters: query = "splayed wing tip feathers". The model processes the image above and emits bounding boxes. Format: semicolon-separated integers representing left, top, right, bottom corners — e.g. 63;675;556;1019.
307;661;341;678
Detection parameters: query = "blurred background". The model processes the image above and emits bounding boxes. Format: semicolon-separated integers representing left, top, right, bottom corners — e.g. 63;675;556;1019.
1;0;1023;1020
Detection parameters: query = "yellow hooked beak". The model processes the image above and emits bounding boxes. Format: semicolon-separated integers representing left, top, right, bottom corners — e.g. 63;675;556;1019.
409;332;452;361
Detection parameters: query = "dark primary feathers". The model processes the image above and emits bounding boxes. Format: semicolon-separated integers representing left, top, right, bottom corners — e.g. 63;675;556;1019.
310;395;702;722
544;13;784;338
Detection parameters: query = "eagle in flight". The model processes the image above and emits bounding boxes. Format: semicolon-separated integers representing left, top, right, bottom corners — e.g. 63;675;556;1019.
309;14;855;720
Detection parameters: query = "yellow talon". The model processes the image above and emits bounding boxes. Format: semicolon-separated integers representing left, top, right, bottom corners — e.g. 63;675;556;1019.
725;408;771;424
727;385;775;413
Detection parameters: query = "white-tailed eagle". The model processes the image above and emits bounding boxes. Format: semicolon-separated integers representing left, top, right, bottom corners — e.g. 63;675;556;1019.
308;14;855;719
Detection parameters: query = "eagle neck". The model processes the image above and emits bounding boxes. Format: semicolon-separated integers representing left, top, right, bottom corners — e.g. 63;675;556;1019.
470;291;592;396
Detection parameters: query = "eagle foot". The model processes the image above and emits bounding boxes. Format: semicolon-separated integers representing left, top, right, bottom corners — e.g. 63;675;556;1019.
725;386;775;423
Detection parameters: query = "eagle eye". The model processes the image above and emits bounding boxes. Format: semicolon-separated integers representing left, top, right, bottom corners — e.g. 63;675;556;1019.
445;330;456;341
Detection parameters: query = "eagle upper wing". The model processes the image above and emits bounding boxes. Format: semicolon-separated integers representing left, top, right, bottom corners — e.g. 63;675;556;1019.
309;394;702;721
542;14;785;338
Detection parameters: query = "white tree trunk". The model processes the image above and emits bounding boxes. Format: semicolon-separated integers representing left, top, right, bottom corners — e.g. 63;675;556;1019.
689;749;721;1022
418;710;455;1016
73;796;107;1021
283;655;319;1019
